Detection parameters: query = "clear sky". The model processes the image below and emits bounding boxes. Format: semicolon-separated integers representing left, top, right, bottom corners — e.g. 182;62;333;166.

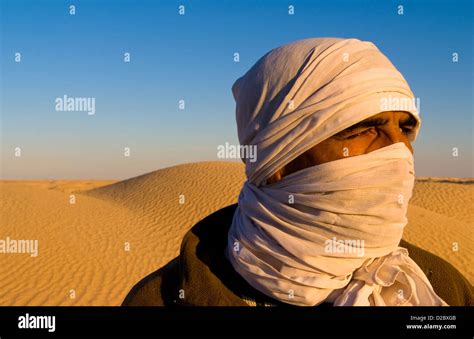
1;0;472;179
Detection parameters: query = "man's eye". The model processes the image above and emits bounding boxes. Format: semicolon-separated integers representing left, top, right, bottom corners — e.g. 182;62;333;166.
344;129;372;139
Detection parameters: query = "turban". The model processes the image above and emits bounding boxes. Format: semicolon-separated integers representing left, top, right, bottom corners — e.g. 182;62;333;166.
227;38;447;306
232;37;421;186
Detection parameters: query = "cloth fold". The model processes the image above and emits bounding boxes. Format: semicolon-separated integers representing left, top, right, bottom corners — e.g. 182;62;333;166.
333;248;447;306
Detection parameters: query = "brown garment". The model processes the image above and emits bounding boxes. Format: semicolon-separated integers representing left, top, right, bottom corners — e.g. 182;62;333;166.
123;204;473;306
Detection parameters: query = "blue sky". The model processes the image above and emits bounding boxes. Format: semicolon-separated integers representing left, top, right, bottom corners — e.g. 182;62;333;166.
1;0;472;179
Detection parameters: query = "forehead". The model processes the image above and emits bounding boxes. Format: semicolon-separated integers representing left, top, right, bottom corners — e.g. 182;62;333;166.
366;111;413;120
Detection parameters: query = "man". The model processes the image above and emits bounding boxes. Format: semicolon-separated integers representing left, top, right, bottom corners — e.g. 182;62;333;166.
123;38;472;306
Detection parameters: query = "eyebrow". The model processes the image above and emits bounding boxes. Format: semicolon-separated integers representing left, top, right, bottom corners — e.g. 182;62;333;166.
335;114;418;136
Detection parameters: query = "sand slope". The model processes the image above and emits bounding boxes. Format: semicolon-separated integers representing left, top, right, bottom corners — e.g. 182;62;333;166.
0;162;246;306
0;162;472;306
405;180;474;281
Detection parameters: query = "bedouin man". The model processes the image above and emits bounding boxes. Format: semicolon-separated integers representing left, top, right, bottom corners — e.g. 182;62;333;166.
123;38;473;307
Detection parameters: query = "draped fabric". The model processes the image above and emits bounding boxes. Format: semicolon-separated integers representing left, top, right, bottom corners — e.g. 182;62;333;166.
227;38;447;306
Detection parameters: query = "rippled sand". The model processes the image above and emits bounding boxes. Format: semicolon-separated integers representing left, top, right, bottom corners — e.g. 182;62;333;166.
0;162;471;305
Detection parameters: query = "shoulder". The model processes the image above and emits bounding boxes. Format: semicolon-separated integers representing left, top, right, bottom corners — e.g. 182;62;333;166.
122;204;240;306
399;239;473;306
122;257;180;306
122;204;239;306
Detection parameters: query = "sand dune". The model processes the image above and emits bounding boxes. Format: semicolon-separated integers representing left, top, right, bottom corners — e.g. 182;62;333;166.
405;179;473;281
0;162;472;305
0;180;117;193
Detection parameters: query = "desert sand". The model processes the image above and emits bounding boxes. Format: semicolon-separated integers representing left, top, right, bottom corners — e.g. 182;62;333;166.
0;162;472;306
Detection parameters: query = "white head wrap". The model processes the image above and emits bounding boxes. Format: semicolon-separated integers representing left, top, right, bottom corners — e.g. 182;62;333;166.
227;38;447;306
